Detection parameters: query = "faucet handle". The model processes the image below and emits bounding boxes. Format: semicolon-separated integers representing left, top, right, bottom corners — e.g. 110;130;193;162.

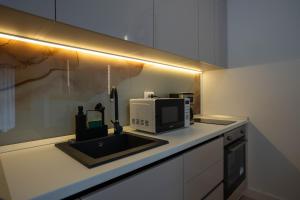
111;120;123;135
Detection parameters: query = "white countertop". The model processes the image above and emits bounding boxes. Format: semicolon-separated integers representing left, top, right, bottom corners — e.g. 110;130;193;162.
0;117;247;200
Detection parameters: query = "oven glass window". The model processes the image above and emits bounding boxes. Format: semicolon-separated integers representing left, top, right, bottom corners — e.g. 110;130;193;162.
225;140;246;198
161;106;178;124
227;146;245;186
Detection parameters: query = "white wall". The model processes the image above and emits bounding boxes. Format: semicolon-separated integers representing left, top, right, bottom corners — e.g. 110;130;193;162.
203;0;300;199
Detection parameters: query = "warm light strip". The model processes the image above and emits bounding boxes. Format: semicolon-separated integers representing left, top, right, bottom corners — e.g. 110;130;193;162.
0;32;202;74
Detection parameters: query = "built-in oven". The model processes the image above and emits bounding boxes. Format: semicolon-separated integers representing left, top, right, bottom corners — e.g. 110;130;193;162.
224;126;247;199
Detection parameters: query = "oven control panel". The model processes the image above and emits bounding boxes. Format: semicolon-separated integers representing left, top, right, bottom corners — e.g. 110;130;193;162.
224;126;246;146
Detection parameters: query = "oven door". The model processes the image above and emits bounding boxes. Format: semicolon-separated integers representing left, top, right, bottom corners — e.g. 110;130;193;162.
155;99;184;133
224;139;246;199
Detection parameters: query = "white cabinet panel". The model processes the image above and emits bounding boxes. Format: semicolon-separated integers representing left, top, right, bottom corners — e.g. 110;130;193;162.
56;0;153;47
81;156;183;200
184;160;223;200
0;0;55;19
198;0;227;67
79;137;224;200
215;0;227;67
198;0;215;64
154;0;198;59
184;137;223;182
183;137;224;200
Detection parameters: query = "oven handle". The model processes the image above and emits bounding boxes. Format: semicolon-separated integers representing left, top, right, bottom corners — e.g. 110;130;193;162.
229;141;247;152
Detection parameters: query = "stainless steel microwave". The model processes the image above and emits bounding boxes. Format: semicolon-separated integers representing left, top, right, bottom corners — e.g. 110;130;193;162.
130;98;189;133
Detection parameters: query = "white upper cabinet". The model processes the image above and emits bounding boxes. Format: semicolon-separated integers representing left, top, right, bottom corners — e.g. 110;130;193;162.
198;0;215;65
1;0;226;66
154;0;198;60
215;0;227;67
154;0;227;66
0;0;55;19
56;0;154;47
198;0;227;67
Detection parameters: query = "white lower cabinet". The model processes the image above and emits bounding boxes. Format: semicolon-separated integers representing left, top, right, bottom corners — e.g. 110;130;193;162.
80;137;224;200
81;156;183;200
184;137;223;182
183;137;224;200
184;161;223;200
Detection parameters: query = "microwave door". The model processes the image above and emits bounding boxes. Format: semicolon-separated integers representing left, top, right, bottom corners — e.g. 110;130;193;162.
155;99;184;133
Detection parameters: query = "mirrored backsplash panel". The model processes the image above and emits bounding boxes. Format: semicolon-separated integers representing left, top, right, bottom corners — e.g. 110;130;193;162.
0;37;200;146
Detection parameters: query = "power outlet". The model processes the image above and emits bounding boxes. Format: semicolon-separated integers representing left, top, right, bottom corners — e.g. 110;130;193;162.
144;91;155;99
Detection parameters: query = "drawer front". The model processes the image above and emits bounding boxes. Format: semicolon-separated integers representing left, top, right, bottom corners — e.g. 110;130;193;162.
81;156;183;200
184;160;223;200
184;137;223;182
204;183;223;200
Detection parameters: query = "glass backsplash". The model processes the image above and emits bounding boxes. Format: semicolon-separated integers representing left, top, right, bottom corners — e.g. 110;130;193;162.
0;37;200;146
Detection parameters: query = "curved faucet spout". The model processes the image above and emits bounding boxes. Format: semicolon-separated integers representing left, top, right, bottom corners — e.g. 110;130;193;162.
110;86;122;134
110;87;119;121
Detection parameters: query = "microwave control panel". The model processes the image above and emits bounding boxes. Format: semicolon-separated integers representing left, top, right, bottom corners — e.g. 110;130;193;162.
184;98;190;127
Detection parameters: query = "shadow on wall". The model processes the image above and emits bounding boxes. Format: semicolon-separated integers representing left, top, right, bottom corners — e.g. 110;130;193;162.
227;0;300;68
222;0;300;199
202;60;300;200
247;123;300;200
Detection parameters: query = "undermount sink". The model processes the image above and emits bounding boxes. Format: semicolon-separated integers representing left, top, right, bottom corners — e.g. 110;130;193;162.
55;132;168;168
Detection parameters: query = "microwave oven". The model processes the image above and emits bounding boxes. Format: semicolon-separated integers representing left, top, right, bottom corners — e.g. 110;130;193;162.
129;98;190;133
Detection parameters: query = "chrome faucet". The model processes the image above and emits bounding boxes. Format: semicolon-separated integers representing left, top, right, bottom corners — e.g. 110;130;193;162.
110;86;123;135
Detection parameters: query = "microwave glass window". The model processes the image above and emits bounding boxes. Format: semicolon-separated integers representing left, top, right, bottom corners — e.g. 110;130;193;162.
162;106;178;124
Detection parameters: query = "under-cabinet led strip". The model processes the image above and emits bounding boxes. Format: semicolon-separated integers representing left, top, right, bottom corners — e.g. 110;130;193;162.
0;32;202;74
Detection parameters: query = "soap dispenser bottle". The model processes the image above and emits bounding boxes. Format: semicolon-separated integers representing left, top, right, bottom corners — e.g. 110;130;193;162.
75;106;86;141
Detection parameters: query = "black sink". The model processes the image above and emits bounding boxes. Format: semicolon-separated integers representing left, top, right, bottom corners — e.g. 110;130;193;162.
55;133;168;168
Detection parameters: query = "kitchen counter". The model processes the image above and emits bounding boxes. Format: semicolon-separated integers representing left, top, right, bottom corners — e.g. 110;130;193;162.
0;116;247;200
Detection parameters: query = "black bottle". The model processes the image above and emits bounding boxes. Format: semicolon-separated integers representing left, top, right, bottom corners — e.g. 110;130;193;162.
76;106;87;140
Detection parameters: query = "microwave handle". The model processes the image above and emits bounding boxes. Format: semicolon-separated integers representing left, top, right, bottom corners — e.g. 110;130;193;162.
229;141;247;152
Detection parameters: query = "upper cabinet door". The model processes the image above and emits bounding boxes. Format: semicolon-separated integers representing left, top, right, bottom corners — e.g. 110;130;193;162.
198;0;215;65
0;0;55;19
56;0;154;47
198;0;227;67
154;0;198;60
215;0;227;67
